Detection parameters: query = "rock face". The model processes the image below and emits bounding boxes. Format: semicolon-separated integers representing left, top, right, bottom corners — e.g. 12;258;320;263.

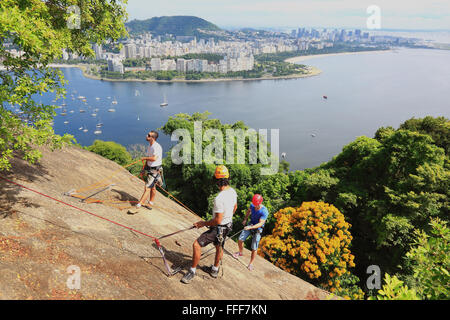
0;147;331;300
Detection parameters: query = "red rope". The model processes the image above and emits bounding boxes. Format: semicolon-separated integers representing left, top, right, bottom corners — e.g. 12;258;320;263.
0;175;157;241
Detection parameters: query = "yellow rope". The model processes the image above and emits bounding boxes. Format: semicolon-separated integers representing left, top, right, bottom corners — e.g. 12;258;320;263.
72;159;202;218
74;159;141;194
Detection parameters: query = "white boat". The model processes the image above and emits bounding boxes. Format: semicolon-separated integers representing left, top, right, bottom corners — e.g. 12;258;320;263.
95;97;100;100
94;129;102;135
82;126;88;133
91;113;97;117
79;109;86;113
160;94;168;107
64;121;69;124
137;116;140;121
96;122;103;128
78;127;83;130
69;110;74;113
77;95;86;100
107;108;115;112
111;98;118;105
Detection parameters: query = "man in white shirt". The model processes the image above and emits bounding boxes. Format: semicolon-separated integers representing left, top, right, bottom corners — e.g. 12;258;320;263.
181;165;237;284
128;130;163;214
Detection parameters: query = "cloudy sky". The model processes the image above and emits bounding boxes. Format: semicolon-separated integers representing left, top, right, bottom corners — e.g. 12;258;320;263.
125;0;450;30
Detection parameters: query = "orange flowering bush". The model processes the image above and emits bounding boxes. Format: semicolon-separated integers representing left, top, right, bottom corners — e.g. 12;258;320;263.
258;201;364;299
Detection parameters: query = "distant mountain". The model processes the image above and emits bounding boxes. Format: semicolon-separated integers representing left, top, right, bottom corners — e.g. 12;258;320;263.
125;16;222;37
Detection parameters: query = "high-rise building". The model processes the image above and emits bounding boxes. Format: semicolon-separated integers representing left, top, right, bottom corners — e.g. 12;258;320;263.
176;58;186;73
93;44;103;60
124;43;137;59
107;57;124;74
150;58;161;71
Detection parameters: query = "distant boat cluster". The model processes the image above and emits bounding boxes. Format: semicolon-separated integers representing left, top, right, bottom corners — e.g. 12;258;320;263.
48;90;169;136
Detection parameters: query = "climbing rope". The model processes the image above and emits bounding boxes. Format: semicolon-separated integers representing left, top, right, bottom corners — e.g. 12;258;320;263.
0;175;194;277
71;159;202;218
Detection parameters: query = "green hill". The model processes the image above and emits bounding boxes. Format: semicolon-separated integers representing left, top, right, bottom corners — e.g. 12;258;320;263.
125;16;221;38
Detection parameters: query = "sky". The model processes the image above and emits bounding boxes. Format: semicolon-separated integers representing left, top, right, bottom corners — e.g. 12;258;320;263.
125;0;450;30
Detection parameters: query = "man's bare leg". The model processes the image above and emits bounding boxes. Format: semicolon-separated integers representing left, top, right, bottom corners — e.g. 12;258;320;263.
191;240;202;269
214;244;223;268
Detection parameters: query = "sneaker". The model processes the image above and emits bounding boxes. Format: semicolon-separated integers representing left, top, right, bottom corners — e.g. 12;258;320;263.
181;270;196;284
247;264;254;271
232;251;243;259
209;266;219;278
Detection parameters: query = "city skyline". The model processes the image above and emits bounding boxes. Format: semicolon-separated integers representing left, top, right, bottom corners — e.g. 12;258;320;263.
125;0;450;31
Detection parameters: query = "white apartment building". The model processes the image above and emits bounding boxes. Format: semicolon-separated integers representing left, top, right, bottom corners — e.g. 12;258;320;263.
150;58;161;71
107;57;124;74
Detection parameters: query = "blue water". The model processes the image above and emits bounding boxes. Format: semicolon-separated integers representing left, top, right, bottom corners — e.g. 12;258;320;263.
46;48;450;170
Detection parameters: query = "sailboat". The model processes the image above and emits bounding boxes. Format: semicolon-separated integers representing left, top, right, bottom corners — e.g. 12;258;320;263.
82;126;88;133
160;94;168;107
64;120;69;124
94;128;102;135
111;97;118;105
137;116;140;121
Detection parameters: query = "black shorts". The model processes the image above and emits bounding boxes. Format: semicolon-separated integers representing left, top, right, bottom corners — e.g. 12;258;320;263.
197;227;230;248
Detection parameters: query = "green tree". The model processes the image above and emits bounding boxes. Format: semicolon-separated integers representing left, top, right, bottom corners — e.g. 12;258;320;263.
404;218;449;300
369;273;420;300
287;118;449;284
87;140;132;166
0;0;128;171
159;112;290;229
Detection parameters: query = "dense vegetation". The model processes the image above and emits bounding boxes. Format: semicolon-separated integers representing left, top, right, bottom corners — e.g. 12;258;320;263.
125;16;221;38
0;0;128;171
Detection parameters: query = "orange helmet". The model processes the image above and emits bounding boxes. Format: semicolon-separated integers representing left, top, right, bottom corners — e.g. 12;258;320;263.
214;165;229;179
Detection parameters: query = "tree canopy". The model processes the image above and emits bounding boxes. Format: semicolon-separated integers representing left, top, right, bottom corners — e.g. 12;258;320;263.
0;0;128;171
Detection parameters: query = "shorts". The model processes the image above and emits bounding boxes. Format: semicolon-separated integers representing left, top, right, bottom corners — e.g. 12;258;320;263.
238;229;262;251
197;227;230;248
145;168;163;189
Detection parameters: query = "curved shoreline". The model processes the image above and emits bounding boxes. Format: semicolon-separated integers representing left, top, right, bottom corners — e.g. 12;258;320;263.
50;63;322;83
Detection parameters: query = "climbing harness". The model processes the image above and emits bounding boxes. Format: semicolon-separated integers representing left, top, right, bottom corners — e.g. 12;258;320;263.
215;222;233;247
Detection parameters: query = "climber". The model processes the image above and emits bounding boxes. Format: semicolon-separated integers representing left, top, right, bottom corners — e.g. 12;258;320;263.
232;194;269;271
181;165;237;284
128;130;163;214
